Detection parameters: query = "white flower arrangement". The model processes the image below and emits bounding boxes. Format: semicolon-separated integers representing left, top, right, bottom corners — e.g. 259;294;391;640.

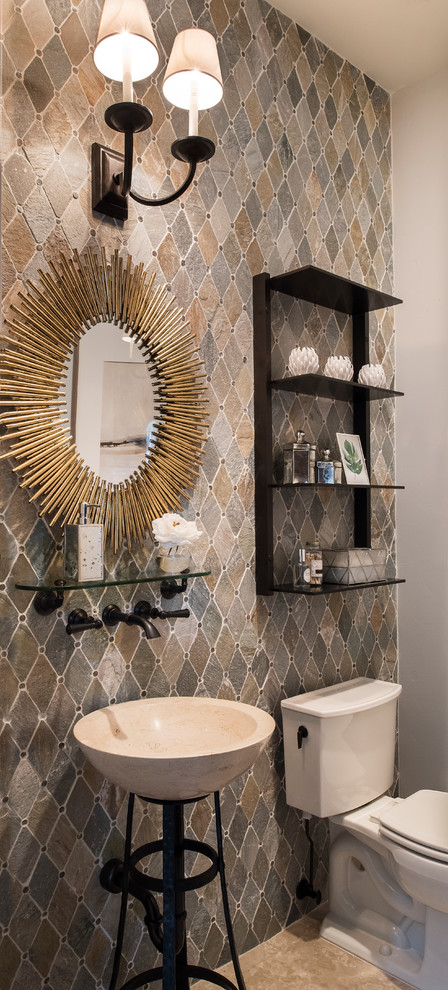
151;513;202;555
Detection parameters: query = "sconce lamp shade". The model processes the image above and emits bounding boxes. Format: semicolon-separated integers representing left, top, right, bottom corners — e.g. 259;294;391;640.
94;0;159;82
162;29;223;111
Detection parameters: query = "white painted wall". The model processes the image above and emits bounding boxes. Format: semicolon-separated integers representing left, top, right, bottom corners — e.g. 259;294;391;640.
393;67;448;795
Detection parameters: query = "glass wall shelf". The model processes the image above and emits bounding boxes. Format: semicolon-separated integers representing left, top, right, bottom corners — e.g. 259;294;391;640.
16;567;212;615
15;568;211;593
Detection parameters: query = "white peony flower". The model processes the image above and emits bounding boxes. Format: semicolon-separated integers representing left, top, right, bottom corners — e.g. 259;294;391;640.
151;513;201;552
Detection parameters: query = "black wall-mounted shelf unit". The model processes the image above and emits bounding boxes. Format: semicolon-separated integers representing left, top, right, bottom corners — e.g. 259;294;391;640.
253;264;403;597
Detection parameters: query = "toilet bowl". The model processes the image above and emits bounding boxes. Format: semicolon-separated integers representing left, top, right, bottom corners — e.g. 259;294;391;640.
281;679;448;990
323;792;448;989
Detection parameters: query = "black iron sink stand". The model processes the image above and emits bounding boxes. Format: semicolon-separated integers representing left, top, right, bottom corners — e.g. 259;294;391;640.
101;791;247;990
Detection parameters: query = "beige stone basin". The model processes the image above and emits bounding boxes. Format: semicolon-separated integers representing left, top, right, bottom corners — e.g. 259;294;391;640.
73;697;275;801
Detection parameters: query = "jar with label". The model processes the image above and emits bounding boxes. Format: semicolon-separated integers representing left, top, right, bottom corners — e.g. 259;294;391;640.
316;449;334;484
293;548;311;589
334;459;342;484
283;430;311;484
308;443;317;482
306;540;323;586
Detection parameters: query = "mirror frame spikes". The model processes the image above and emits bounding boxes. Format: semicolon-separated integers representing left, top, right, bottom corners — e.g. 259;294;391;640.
1;249;208;550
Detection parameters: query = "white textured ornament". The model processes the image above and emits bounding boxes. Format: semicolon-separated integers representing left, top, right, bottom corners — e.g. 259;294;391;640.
358;363;386;387
323;355;354;380
288;346;319;376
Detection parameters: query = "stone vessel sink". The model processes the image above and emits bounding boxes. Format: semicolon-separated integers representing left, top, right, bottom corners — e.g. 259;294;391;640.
73;697;275;801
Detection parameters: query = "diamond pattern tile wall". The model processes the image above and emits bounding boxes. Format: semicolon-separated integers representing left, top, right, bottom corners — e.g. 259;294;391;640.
1;0;398;987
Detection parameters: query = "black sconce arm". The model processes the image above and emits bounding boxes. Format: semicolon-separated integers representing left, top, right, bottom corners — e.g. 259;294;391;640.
129;160;197;207
124;131;214;208
121;129;134;199
93;101;216;220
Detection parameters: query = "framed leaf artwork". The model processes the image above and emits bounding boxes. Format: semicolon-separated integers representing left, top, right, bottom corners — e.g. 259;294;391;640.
336;433;370;485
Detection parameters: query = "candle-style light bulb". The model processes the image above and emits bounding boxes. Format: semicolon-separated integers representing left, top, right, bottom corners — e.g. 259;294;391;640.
189;71;199;136
121;33;133;103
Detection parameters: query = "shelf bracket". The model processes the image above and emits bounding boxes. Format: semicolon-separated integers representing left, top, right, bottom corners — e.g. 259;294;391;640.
34;589;65;614
160;578;188;600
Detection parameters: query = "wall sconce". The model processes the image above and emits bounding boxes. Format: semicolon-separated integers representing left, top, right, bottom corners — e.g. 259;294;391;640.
92;0;223;221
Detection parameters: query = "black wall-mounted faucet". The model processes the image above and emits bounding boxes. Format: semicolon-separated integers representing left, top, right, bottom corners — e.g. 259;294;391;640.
102;604;161;640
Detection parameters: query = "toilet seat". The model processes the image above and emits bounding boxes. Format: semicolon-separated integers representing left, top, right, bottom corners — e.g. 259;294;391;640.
380;823;448;863
378;790;448;862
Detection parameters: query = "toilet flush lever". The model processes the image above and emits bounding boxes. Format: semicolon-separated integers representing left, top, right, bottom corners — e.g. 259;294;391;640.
297;725;308;749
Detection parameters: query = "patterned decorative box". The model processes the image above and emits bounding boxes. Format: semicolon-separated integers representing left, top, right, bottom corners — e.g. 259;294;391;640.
322;548;386;584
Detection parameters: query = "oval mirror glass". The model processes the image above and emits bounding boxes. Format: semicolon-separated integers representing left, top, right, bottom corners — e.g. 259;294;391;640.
65;323;156;484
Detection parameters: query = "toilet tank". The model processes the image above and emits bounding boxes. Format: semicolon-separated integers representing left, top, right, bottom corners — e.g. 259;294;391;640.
281;678;402;818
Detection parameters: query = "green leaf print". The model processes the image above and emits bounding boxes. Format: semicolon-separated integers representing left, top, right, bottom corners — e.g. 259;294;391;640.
343;440;362;474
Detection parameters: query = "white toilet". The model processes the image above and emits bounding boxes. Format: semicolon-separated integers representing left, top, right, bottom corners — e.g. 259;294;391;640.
281;678;448;990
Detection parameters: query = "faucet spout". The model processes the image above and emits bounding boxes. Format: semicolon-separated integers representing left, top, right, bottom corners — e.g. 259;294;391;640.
102;604;161;640
125;612;161;640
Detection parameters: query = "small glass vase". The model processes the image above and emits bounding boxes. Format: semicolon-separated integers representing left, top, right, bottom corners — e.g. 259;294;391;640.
157;547;191;574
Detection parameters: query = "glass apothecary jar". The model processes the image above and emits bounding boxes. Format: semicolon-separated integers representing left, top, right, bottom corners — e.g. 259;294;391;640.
283;430;311;484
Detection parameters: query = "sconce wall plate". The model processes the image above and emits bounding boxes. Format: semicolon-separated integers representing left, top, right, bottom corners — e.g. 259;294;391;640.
92;143;128;220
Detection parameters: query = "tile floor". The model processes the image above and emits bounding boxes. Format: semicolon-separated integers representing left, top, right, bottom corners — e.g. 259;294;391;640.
196;913;413;990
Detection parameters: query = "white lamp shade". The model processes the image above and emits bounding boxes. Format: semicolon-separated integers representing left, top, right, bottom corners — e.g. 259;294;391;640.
162;28;223;110
94;0;159;82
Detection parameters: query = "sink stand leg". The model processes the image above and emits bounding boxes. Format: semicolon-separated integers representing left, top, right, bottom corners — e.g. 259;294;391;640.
214;792;246;990
108;792;135;990
162;801;189;990
101;791;246;990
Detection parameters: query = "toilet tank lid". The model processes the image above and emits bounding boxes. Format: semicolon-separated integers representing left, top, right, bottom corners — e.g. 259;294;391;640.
281;677;402;717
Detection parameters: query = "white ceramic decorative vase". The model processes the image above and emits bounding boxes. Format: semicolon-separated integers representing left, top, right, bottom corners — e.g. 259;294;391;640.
357;363;386;387
157;548;191;574
288;346;319;376
323;355;354;380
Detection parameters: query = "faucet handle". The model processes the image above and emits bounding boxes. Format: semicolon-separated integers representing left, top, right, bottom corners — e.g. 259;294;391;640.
102;604;125;628
66;608;103;635
134;600;190;621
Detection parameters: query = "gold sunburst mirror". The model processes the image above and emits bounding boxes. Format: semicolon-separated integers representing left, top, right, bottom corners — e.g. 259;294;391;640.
1;249;208;550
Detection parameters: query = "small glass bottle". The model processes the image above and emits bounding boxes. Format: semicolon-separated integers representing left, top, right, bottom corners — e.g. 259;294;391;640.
293;548;311;589
334;459;342;484
308;443;317;483
306;540;323;587
316;449;334;484
283;430;311;484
